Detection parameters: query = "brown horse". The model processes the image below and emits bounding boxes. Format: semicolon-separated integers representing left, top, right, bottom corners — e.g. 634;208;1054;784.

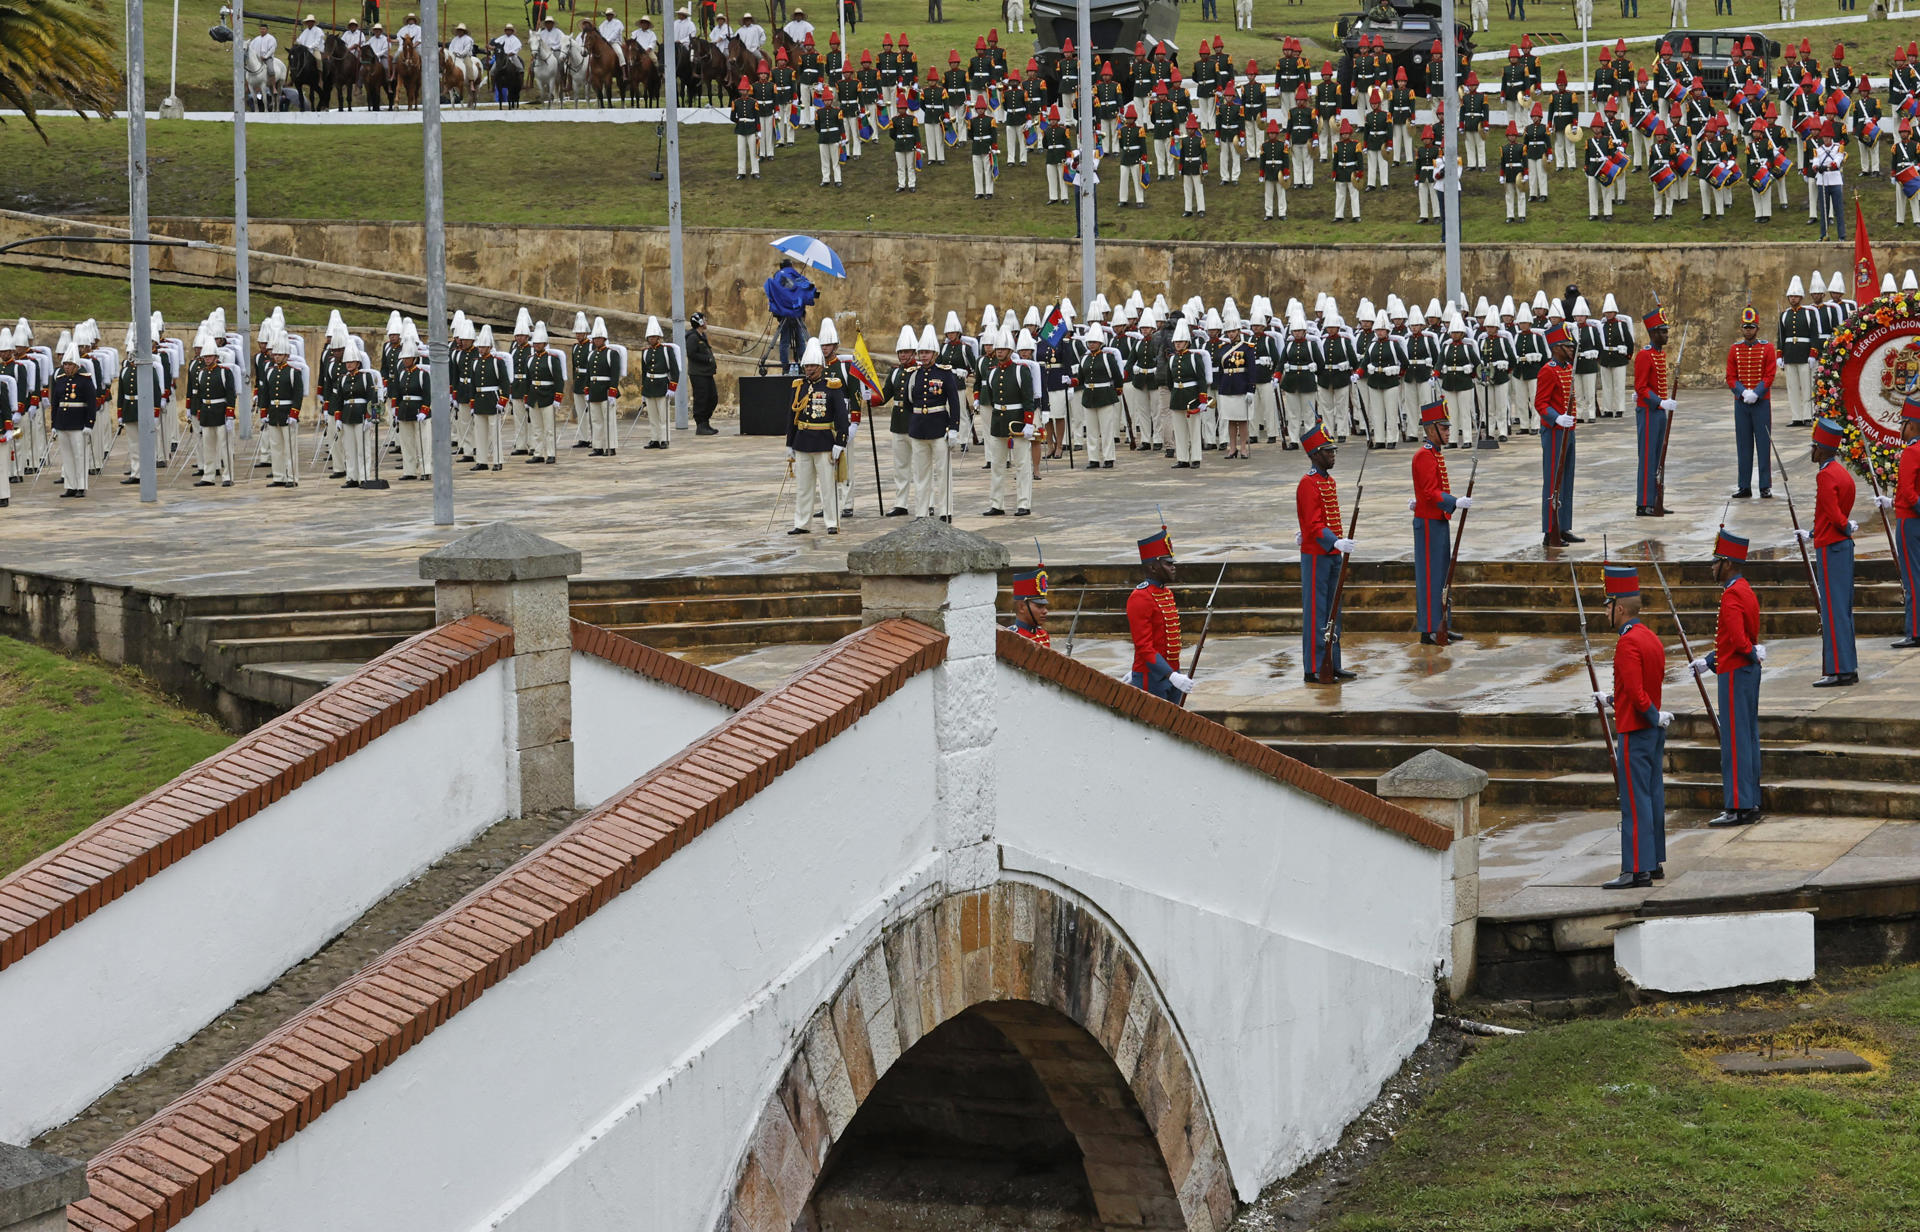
319;32;358;110
580;27;622;107
685;36;729;105
626;40;660;106
358;47;393;110
441;47;480;106
394;39;421;108
724;40;765;99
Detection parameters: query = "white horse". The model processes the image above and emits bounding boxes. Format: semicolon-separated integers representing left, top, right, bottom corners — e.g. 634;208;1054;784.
569;33;593;106
532;39;565;105
244;44;287;110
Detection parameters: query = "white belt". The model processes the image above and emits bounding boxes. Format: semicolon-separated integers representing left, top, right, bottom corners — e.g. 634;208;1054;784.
479;386;500;393
1174;381;1199;388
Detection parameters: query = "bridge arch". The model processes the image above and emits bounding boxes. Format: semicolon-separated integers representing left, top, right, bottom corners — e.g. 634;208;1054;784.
724;880;1236;1231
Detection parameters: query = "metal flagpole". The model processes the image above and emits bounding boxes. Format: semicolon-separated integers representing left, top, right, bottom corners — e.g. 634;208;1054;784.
1076;0;1094;314
667;8;688;430
131;0;158;502
1439;0;1461;310
233;4;252;461
424;0;454;523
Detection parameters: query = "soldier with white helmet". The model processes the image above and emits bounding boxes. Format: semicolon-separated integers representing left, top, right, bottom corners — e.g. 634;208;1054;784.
1598;293;1634;419
979;328;1038;516
1569;296;1603;422
1166;318;1211;468
580;317;624;455
786;338;850;535
336;339;380;487
258;327;305;487
51;343;98;497
1480;307;1517;440
636;317;679;450
509;308;534;456
470;325;510;471
392;338;432;479
881;324;918;516
569;311;593;448
1276;305;1324;447
906;324;962;518
523;322;567;465
1077;323;1127;467
187;339;237;488
1778;274;1820;426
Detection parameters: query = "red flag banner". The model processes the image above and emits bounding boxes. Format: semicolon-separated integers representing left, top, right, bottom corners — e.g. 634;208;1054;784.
1855;198;1878;297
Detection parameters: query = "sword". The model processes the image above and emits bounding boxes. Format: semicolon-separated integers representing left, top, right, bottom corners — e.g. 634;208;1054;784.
1183;559;1230;681
1315;427;1370;682
1063;576;1091;658
1771;437;1825;615
1570;558;1620;776
1649;548;1719;742
1653;324;1687;510
1437;447;1480;646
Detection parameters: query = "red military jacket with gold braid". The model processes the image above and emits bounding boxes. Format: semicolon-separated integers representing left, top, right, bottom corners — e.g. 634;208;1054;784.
1126;581;1181;680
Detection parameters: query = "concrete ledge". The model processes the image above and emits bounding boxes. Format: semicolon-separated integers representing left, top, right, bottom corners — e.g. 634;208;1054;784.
1615;911;1816;993
420;522;584;583
0;1143;87;1230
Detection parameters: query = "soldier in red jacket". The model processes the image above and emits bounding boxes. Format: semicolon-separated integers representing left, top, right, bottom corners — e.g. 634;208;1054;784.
1724;305;1778;497
1597;564;1671;889
1126;529;1188;703
1410;399;1469;643
1298;423;1357;682
1536;323;1582;547
1800;417;1859;685
1692;530;1766;825
1009;565;1052;647
1632;308;1675;516
1882;395;1920;648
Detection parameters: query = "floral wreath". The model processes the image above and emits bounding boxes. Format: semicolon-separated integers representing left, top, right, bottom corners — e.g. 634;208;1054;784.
1813;292;1909;488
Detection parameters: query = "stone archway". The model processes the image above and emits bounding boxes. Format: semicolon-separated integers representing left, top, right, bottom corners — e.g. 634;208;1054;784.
725;881;1236;1232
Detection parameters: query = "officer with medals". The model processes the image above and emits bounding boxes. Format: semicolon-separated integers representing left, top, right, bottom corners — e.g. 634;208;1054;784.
1410;400;1470;644
783;338;849;535
1008;565;1051;646
1298;423;1357;682
1691;530;1767;826
1595;563;1671;889
906;324;961;520
1126;529;1189;703
882;326;916;515
980;329;1037;517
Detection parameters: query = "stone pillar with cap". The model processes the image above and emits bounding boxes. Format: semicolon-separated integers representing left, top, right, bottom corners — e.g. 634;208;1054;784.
0;1143;88;1232
847;519;1010;891
1377;749;1489;1002
420;522;583;815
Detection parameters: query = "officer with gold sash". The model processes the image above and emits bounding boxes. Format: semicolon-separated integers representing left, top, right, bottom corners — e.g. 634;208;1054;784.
785;339;849;535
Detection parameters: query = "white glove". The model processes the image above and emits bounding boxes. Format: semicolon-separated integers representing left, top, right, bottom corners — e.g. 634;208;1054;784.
1334;537;1358;553
1848;519;1860;534
1689;656;1710;677
1593;690;1613;709
1408;497;1418;512
945;429;960;445
831;444;844;460
1167;671;1195;694
1293;530;1303;546
1875;493;1896;510
1384;365;1402;376
785;447;796;460
1659;398;1678;412
1555;413;1577;428
1022;423;1038;439
1741;388;1758;404
1755;643;1768;663
1657;710;1675;728
1794;527;1813;543
1455;495;1473;509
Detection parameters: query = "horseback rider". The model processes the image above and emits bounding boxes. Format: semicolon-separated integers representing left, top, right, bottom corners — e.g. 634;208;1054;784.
341;17;365;50
536;15;567;58
674;5;696;46
447;22;480;86
737;12;766;58
633;15;659;55
709;10;733;51
366;23;391;69
295;15;326;58
495;23;523;67
248;21;279;63
598;7;627;66
396;12;422;48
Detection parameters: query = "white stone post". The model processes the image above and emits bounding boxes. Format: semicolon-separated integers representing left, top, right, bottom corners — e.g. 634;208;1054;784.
1377;749;1489;1002
0;1142;88;1232
848;520;1010;892
420;522;583;816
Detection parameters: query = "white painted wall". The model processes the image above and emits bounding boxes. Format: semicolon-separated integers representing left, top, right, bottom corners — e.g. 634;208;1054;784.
170;676;943;1232
569;652;738;809
0;663;514;1146
995;668;1449;1201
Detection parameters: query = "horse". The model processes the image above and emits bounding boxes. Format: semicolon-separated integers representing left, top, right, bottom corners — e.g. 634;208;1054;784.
442;46;482;107
686;36;729;104
394;39;422;108
724;39;765;99
319;32;358;110
358;46;394;110
488;47;524;108
244;43;287;111
289;43;325;110
628;41;661;106
580;27;622;107
531;37;565;105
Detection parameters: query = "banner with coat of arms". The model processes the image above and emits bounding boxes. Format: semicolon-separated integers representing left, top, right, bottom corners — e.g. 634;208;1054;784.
1811;289;1919;485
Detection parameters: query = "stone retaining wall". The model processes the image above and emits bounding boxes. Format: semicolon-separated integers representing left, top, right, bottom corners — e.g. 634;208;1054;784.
129;217;1920;381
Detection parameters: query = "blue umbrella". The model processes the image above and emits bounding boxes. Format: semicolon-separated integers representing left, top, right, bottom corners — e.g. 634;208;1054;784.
770;234;847;279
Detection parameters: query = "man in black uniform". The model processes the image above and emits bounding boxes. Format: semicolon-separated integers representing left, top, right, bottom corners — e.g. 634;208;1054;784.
585;319;624;455
522;324;565;464
906;324;962;519
883;325;917;514
259;335;305;487
393;340;433;478
470;325;510;471
336;341;380;488
570;312;593;449
188;342;237;489
980;329;1037;516
785;338;850;535
1778;276;1820;425
51;343;99;498
687;312;719;435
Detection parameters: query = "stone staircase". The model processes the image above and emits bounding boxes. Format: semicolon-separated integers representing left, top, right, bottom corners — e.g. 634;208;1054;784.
1210;708;1920;822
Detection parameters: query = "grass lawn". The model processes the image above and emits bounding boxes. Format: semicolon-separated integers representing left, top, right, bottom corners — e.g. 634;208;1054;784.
1317;969;1920;1231
0;637;232;879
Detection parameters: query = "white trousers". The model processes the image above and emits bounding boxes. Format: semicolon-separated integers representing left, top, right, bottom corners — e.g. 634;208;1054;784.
1528;158;1549;196
1251;385;1282;439
820;143;842;184
1085;403;1120;463
1335;182;1360;218
737;134;759;175
268;422;298;483
1265;180;1288;217
1574;371;1599;422
1361;386;1395;441
195;423;231;482
474;413;503;466
1587;176;1614;217
589;398;615;451
794;450;837;529
896;150;918;189
986;432;1034;510
341;420;369;482
1506;180;1528;219
1599;365;1627;418
1183;175;1207;213
891;431;914;509
530;401;557;459
58;429;89;490
1119;164;1144;203
397;417;429;476
908;436;950;515
1445;388;1474;444
1281;389;1316;441
1217;142;1242;183
1783;362;1812;422
1485;382;1512;437
1292;142;1313;185
643;394;672;444
971;152;994;195
1168;408;1202;463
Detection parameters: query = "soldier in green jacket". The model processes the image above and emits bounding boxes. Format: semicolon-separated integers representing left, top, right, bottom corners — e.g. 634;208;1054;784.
967;96;997;198
733;80;762;178
817;88;846;186
1176;114;1208;217
1117;106;1148;207
636;317;678;449
979;330;1037;515
1166;318;1210;469
1287;85;1316;186
1332;119;1365;220
1259;118;1290;220
1043;105;1072;203
1499;121;1529;221
890;92;920;191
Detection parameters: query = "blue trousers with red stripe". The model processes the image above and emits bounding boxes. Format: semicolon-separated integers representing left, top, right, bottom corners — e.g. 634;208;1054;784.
1717;661;1762;811
1816;538;1858;675
1616;726;1666;874
1634;404;1668;508
1302;552;1343;676
1413;517;1450;633
1540;424;1576;533
1898;518;1920;640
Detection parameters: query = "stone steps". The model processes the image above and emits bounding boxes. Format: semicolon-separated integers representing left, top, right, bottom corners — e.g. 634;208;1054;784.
187;606;440;645
569;591;860;627
1270;734;1918;784
1334;769;1920;820
598;615;864;650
